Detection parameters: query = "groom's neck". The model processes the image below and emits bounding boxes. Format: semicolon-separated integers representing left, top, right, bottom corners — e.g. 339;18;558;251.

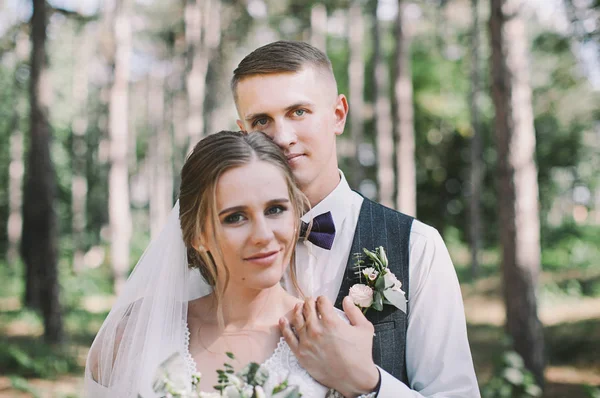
302;169;341;208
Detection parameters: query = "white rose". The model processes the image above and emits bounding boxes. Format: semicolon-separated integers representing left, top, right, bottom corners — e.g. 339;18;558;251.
223;385;242;398
384;272;402;291
199;393;222;398
228;375;243;388
349;284;374;308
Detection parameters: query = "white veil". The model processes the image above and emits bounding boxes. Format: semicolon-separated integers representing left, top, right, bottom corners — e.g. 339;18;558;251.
84;201;212;397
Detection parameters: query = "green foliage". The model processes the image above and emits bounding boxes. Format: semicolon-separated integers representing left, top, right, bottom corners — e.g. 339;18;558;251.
9;376;41;398
0;338;80;379
482;349;542;398
541;224;600;271
585;385;600;398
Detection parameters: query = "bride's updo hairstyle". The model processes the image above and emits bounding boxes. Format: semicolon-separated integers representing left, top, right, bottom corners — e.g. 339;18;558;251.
179;130;308;302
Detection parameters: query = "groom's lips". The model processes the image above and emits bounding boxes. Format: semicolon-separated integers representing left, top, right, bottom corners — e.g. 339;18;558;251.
286;153;304;164
244;250;280;266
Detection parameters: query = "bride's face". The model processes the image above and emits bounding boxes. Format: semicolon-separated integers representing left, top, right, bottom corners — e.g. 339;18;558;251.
204;159;297;292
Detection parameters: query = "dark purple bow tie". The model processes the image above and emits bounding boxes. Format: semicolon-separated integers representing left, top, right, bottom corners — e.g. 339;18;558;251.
300;211;336;250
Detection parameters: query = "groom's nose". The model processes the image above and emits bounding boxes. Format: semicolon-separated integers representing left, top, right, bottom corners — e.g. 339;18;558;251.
271;121;297;150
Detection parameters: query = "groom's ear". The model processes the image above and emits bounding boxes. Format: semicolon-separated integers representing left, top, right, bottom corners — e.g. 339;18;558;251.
236;119;247;132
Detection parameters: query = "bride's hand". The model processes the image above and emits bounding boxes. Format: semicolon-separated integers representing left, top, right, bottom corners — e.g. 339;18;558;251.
279;296;380;398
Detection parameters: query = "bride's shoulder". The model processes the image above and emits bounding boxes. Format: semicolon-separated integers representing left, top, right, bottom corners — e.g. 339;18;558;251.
187;295;216;323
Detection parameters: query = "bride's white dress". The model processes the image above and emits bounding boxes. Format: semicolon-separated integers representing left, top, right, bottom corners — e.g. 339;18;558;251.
83;204;348;398
183;325;331;397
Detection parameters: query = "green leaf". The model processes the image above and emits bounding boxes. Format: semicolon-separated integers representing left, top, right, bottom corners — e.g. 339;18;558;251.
383;288;407;313
374;275;386;291
272;385;302;398
272;380;289;394
226;352;235;359
363;248;383;268
373;291;384;311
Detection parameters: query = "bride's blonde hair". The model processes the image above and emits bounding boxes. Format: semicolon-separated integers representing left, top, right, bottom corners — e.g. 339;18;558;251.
179;131;308;320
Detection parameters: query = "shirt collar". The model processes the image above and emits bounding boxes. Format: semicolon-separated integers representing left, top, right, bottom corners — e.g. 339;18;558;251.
302;170;354;228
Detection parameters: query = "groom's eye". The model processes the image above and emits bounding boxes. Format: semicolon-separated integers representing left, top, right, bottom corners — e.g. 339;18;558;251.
294;109;306;117
253;118;268;127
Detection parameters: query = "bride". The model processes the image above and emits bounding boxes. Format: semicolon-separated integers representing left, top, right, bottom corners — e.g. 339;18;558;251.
84;131;358;397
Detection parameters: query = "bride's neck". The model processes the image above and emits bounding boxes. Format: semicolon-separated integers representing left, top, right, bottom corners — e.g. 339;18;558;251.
209;284;293;331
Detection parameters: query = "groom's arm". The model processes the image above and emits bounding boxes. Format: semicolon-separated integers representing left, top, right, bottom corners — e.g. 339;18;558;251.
279;221;480;397
359;223;481;397
381;221;480;397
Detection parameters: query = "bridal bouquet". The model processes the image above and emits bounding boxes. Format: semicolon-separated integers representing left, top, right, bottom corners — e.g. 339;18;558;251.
349;246;407;314
148;352;301;398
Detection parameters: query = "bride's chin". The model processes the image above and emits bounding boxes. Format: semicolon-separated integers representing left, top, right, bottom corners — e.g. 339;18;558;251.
245;276;286;293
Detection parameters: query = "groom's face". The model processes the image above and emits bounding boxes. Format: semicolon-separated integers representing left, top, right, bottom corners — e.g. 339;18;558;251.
235;66;348;204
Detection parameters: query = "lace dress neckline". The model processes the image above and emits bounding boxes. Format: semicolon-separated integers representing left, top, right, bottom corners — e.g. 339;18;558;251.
183;323;286;376
183;322;334;397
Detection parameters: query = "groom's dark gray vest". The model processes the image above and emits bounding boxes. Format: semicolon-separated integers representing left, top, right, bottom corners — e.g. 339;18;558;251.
334;196;413;384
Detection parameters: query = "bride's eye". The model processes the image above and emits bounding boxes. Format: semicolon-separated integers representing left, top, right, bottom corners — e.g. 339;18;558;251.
223;213;245;224
265;205;287;216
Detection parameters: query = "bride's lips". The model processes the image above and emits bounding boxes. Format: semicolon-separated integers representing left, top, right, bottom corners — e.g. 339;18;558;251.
244;250;280;266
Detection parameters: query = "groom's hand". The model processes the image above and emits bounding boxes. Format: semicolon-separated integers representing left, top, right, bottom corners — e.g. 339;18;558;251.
279;295;380;398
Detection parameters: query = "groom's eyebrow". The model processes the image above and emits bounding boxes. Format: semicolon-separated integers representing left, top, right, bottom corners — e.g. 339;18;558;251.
245;112;268;122
244;102;314;122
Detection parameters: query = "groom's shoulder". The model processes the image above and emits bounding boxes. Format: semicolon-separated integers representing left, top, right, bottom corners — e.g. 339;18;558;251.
359;196;414;223
360;197;444;242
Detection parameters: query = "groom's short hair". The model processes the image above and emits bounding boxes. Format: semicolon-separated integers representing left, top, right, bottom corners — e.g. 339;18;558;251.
231;40;335;99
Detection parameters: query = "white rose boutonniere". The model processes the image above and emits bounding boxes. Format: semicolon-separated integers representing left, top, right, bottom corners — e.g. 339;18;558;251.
349;246;407;314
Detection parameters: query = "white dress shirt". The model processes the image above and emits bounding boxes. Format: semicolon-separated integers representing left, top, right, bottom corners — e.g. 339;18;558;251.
283;172;481;397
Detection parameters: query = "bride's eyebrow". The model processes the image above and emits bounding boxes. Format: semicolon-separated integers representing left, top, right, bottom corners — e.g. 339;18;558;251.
266;198;290;206
218;198;290;216
218;205;246;216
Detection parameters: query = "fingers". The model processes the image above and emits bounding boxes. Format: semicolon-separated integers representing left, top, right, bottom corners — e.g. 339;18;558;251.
302;297;318;328
315;296;337;327
279;316;299;353
342;296;370;328
291;302;305;331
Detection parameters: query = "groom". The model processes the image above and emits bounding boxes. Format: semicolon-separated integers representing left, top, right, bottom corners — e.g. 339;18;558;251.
231;41;480;397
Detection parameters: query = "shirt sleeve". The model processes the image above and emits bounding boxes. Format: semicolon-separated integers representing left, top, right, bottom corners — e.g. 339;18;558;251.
375;221;480;397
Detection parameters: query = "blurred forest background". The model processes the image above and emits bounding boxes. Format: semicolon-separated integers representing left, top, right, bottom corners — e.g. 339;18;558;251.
0;0;599;397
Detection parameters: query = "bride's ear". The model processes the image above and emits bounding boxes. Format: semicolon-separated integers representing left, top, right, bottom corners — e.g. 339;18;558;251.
192;236;208;253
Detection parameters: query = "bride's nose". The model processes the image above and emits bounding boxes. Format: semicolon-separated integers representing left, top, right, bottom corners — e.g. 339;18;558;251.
251;215;275;245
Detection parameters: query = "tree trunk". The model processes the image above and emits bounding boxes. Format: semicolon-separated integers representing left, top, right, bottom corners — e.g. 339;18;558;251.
347;2;365;189
469;0;484;278
185;0;221;153
21;0;63;343
372;0;394;208
8;123;24;268
149;66;173;238
393;0;416;216
7;33;29;268
489;0;545;387
310;3;327;52
71;25;92;273
107;0;133;295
